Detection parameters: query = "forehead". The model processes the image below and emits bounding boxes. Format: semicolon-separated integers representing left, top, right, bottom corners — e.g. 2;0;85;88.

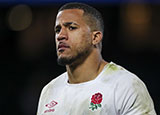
56;9;85;25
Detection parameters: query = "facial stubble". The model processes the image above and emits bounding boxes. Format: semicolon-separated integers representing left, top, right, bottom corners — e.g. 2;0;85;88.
57;36;92;66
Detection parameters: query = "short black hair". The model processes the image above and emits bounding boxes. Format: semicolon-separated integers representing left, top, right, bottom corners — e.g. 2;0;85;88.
58;2;104;34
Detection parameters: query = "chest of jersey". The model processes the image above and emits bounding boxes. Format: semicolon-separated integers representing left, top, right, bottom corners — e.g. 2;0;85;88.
40;81;116;115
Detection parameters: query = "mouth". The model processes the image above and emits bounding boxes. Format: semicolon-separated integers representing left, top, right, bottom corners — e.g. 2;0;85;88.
58;43;70;52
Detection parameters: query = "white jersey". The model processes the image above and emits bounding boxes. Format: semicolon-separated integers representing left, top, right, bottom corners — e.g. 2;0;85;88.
37;62;156;115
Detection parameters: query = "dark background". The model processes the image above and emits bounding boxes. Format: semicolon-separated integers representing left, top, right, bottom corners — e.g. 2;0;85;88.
0;1;159;115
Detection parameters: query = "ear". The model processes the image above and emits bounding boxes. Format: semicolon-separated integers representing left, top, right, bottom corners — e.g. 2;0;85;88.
92;31;103;45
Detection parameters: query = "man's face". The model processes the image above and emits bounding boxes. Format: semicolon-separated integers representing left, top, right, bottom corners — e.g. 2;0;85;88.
55;9;93;66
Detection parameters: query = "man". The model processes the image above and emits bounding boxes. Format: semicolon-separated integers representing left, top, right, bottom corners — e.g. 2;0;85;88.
37;2;156;115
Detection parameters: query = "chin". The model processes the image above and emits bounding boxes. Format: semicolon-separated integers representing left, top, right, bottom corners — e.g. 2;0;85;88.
57;47;91;66
57;56;74;66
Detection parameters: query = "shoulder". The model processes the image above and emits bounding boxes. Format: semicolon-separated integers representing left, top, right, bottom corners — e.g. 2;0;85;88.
102;62;144;87
102;62;148;98
107;63;156;114
40;72;67;95
112;62;146;92
37;72;67;114
116;64;146;90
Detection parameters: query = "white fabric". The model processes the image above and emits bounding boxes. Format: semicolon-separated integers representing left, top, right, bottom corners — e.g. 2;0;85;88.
37;62;156;115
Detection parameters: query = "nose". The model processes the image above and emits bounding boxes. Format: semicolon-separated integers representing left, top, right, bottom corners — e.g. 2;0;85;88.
56;28;68;41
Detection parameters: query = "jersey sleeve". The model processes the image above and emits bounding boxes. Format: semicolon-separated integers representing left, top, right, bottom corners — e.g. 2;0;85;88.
37;81;52;115
36;85;47;115
114;74;157;115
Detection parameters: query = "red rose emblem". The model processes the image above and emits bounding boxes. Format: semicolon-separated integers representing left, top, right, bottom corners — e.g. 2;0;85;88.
89;92;103;111
91;93;102;104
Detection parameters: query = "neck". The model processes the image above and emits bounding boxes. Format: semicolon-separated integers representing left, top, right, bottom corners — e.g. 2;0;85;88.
66;50;108;84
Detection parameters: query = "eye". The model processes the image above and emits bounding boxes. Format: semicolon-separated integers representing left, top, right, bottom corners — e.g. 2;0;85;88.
55;27;61;34
68;26;77;31
55;29;60;34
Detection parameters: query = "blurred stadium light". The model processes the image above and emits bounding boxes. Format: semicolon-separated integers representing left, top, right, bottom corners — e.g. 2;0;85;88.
7;4;32;31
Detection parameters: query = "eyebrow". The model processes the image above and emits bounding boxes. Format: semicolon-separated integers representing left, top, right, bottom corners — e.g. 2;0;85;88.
55;22;79;29
63;22;79;27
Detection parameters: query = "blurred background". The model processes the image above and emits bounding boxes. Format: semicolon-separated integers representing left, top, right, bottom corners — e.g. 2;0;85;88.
0;0;159;114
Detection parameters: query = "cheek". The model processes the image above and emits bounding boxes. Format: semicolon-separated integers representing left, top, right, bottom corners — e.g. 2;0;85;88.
55;36;58;46
55;41;58;49
69;29;92;48
73;37;92;51
68;33;81;47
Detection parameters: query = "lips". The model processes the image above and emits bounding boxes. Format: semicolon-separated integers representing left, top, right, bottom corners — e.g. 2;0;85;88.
58;43;70;51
